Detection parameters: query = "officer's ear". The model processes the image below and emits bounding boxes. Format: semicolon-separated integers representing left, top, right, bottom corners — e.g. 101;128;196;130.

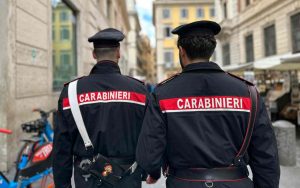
179;46;186;57
116;47;121;59
92;50;97;60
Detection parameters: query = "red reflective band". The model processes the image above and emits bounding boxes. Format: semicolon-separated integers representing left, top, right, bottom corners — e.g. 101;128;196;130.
63;91;146;110
159;96;251;113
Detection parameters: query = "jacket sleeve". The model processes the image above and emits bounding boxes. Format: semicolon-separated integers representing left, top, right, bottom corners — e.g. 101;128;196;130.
136;92;166;180
248;96;280;188
53;88;73;188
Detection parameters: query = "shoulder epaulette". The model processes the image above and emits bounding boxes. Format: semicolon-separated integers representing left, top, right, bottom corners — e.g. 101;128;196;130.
126;76;145;85
227;72;254;86
157;73;181;87
64;76;85;87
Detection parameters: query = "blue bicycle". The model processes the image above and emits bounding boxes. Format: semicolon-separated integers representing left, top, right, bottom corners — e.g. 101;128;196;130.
0;109;55;188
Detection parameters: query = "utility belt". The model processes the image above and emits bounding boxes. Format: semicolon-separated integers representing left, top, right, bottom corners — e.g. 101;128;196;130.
67;81;139;187
167;166;248;183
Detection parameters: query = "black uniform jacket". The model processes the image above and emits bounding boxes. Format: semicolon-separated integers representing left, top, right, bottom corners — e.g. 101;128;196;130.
136;62;280;188
53;61;149;187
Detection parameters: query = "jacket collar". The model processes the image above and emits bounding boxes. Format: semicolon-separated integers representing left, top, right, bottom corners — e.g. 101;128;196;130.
90;60;121;75
182;62;224;73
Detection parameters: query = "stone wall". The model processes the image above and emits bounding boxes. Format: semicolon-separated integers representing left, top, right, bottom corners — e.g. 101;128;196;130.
2;0;53;170
0;0;10;171
0;0;131;171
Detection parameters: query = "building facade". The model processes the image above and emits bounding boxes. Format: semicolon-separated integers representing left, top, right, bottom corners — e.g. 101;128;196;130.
153;0;215;82
137;35;157;83
126;0;142;77
215;0;300;123
215;0;300;72
0;0;139;171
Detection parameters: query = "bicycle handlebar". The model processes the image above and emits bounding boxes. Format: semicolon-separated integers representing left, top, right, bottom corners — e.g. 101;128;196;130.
19;108;56;134
0;128;12;134
32;108;56;119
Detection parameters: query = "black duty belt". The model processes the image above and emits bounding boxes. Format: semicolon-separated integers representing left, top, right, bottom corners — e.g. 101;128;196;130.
168;167;248;182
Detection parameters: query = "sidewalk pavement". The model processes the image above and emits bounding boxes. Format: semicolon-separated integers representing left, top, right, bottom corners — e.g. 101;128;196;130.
279;138;300;188
280;166;300;187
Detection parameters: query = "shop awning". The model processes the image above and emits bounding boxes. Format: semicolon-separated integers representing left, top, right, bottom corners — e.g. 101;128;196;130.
222;62;253;72
254;53;300;70
221;53;300;72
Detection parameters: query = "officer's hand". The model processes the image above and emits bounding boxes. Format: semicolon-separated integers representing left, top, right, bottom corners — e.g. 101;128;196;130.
146;175;157;184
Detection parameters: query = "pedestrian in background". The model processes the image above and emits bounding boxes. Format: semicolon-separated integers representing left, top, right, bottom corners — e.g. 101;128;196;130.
136;21;280;188
53;28;148;188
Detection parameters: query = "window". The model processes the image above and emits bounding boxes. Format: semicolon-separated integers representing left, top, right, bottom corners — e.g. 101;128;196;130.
164;26;172;37
210;7;215;17
291;13;300;53
162;8;170;19
107;0;112;19
264;24;277;57
52;28;55;40
223;2;227;19
60;27;70;40
60;11;68;21
52;51;55;65
181;8;188;19
164;50;174;68
222;43;230;66
246;0;250;6
52;0;77;91
245;34;254;62
197;8;203;18
114;10;117;27
60;52;70;66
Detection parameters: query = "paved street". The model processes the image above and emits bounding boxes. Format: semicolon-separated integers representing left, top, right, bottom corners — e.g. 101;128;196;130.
143;178;166;188
279;138;300;188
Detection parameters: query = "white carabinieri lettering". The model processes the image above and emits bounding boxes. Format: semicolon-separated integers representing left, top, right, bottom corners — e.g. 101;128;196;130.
161;96;250;113
63;91;146;110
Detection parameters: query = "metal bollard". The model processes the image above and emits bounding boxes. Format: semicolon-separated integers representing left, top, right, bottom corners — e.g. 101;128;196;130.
273;120;296;166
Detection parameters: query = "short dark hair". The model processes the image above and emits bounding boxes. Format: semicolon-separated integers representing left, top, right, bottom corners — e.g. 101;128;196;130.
177;34;216;60
93;47;118;59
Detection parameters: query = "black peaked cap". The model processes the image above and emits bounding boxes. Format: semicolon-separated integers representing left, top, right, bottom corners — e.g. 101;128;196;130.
88;28;125;48
172;20;221;37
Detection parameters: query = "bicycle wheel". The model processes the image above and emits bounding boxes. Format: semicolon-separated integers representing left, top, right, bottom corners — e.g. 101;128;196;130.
16;141;39;166
16;141;42;188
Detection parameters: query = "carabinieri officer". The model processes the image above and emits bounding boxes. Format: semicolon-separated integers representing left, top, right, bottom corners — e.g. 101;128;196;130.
136;21;280;188
53;28;149;188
